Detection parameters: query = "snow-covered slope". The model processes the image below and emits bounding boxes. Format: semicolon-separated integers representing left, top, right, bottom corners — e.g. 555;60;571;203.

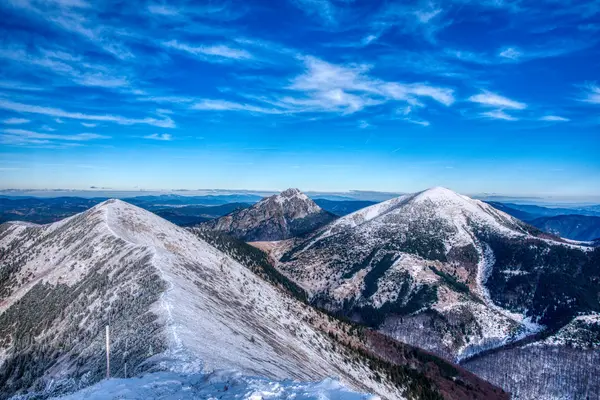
201;188;336;241
56;370;375;400
0;200;409;399
274;187;597;363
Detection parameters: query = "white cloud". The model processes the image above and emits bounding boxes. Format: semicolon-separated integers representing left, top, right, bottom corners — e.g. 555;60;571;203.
292;0;336;24
481;110;518;121
498;47;523;60
81;122;97;127
191;99;283;114
3;118;30;125
162;40;252;61
147;4;180;16
415;7;442;24
285;56;455;113
1;129;110;146
192;56;455;117
0;99;175;128
404;118;430;126
143;133;173;141
137;96;196;104
579;83;600;104
468;91;527;110
0;46;130;89
539;115;570;122
0;80;44;91
358;120;370;129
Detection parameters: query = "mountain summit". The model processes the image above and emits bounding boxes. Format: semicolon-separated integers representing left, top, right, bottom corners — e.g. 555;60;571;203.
201;188;336;241
273;187;598;370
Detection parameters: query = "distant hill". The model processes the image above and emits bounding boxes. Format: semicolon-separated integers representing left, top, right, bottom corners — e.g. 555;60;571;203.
0;196;251;226
201;188;337;241
529;214;600;242
486;201;600;241
486;201;600;218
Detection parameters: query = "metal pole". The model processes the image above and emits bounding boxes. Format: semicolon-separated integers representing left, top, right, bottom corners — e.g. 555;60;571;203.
106;325;110;379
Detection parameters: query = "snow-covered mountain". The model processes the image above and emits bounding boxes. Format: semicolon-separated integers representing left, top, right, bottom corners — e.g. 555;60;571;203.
0;199;506;400
272;187;598;363
201;188;336;241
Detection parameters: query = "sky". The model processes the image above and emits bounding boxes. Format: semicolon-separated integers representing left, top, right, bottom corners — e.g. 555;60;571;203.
0;0;599;198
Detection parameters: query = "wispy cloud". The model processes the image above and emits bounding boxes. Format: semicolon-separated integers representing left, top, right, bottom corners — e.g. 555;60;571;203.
0;99;175;128
291;0;336;24
498;47;522;60
0;80;44;91
407;118;431;126
143;133;173;141
579;83;600;104
285;56;455;112
358;120;370;129
3;129;110;141
192;99;284;114
481;110;518;121
539;115;570;122
162;40;252;61
191;55;455;119
1;128;109;148
0;46;130;89
147;4;181;16
81;122;97;127
3;118;30;125
468;91;527;109
372;2;450;44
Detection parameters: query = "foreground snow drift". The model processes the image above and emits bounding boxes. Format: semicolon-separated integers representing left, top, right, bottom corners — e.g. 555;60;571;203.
55;371;377;400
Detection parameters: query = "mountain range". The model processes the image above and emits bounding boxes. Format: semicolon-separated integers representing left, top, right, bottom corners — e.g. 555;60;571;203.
0;199;507;400
0;187;598;399
255;187;599;399
486;201;600;241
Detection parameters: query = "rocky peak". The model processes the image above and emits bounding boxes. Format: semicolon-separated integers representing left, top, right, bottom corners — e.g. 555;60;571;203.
201;189;336;241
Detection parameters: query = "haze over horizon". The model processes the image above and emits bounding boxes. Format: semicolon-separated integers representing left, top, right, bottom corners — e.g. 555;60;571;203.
1;0;599;197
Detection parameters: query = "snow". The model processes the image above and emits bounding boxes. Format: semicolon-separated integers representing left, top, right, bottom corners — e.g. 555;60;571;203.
270;188;321;217
475;242;543;338
55;370;378;400
1;199;404;399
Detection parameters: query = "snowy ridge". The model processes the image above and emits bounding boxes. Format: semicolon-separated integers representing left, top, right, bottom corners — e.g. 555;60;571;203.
0;199;405;399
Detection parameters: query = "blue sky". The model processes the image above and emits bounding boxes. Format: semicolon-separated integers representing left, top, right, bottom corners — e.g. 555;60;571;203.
0;0;599;197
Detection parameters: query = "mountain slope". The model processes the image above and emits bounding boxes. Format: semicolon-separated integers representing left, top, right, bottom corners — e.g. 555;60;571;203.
0;199;506;400
528;214;600;241
201;188;337;241
274;188;597;360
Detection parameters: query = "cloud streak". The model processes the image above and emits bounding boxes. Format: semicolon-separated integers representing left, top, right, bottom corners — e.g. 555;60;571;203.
468;91;527;110
143;133;173;141
3;118;30;125
162;40;253;61
0;99;175;128
579;83;600;104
